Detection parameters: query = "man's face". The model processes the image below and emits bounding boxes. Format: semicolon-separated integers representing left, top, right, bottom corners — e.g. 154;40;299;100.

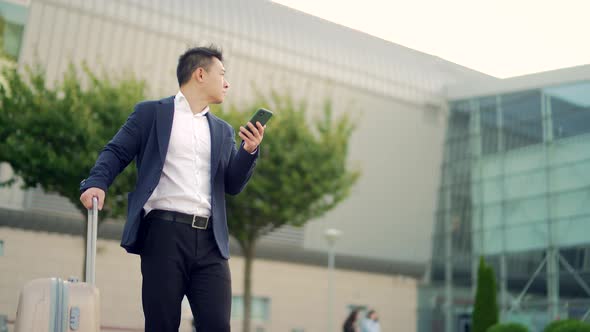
201;57;229;104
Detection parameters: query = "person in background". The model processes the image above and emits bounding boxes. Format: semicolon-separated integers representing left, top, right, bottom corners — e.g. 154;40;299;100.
343;309;361;332
361;309;381;332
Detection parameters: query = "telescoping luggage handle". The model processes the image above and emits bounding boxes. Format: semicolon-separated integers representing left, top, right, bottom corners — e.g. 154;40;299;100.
85;196;98;286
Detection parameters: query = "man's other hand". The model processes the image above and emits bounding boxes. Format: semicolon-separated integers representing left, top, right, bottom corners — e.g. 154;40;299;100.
80;187;106;211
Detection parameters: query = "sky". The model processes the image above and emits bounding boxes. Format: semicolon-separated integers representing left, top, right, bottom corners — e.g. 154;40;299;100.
271;0;590;79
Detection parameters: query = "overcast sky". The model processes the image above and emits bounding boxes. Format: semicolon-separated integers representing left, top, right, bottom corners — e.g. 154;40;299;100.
271;0;590;78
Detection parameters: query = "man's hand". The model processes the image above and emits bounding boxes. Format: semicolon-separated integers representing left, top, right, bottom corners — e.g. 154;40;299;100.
239;121;265;153
80;187;106;211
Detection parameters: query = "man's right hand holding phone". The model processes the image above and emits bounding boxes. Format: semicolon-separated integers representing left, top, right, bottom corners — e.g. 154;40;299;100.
239;121;265;154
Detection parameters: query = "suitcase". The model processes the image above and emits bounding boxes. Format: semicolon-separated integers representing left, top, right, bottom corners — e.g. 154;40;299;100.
14;197;101;332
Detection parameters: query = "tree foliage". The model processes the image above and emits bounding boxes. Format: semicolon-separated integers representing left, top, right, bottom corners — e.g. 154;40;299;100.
0;64;146;219
487;323;529;332
214;92;360;332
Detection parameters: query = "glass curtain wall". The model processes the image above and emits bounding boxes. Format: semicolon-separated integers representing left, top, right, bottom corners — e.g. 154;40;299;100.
431;81;590;328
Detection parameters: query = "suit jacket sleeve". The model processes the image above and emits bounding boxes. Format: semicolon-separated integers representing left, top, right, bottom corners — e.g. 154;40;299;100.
224;127;259;195
80;105;143;193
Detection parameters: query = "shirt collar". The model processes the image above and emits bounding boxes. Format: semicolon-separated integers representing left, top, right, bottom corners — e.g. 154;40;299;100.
175;91;209;116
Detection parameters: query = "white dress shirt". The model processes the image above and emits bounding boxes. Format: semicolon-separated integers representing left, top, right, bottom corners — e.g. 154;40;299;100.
144;91;212;217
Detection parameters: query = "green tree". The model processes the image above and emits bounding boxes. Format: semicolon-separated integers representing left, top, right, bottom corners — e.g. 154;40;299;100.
545;320;580;332
473;257;499;332
554;320;590;332
0;64;146;279
487;323;529;332
215;93;360;332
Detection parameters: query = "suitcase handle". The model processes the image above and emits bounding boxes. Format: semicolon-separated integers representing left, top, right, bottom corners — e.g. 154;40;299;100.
85;197;98;285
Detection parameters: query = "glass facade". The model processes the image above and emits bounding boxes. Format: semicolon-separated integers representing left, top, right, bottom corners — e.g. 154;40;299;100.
429;80;590;330
0;0;27;61
0;0;27;60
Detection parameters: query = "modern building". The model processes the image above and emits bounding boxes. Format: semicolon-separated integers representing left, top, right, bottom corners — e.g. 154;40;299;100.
424;65;590;332
0;0;490;330
1;0;587;332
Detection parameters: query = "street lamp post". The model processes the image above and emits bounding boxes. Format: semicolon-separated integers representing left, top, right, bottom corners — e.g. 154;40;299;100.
324;228;342;332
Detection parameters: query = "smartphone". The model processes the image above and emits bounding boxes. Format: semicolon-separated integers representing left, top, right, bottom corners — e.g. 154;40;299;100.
246;108;273;131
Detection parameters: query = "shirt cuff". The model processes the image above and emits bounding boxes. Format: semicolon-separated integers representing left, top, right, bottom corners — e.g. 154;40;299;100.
240;141;258;155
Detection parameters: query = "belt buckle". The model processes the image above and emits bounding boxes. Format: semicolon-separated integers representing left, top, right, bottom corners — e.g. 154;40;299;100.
191;215;208;230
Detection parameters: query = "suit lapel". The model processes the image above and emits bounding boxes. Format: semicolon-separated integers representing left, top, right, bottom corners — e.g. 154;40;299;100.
156;97;175;163
207;112;225;183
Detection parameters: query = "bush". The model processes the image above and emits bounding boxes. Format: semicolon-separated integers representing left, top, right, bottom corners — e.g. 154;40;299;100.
487;322;529;332
544;320;580;332
554;320;590;332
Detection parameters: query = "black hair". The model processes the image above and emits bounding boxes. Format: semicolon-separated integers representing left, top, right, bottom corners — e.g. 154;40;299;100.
176;45;223;86
343;309;360;331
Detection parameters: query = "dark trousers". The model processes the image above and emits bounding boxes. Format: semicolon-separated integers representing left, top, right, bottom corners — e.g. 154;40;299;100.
140;215;231;332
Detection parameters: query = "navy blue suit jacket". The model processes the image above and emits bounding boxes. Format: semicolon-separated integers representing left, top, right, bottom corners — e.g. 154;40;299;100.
80;96;258;258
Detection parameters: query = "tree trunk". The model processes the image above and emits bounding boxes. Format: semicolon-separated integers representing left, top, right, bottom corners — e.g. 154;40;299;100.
242;243;255;332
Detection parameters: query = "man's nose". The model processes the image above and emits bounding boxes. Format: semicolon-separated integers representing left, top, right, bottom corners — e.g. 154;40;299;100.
224;80;230;89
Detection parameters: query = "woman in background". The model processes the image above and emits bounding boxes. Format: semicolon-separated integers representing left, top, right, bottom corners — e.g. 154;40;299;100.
343;309;361;332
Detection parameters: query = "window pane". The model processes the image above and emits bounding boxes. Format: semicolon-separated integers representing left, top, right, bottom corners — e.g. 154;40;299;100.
231;296;270;322
546;81;590;139
251;297;270;321
502;91;543;151
448;101;471;141
480;97;499;155
0;1;28;60
231;296;244;320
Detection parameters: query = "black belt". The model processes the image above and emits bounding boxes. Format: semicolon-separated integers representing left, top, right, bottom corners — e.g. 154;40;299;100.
146;210;210;230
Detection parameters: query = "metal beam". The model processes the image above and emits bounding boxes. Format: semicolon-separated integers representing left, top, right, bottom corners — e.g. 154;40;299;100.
509;256;547;312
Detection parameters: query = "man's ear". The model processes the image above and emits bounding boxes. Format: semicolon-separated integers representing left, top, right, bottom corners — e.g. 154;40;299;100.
193;68;205;82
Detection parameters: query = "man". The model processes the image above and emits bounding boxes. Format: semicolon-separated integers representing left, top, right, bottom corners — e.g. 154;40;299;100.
79;45;265;331
361;310;381;332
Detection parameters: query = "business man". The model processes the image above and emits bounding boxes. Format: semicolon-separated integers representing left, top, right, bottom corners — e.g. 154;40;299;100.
79;46;265;331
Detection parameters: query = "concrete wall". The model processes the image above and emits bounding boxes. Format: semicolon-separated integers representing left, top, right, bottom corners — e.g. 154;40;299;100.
0;227;418;331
